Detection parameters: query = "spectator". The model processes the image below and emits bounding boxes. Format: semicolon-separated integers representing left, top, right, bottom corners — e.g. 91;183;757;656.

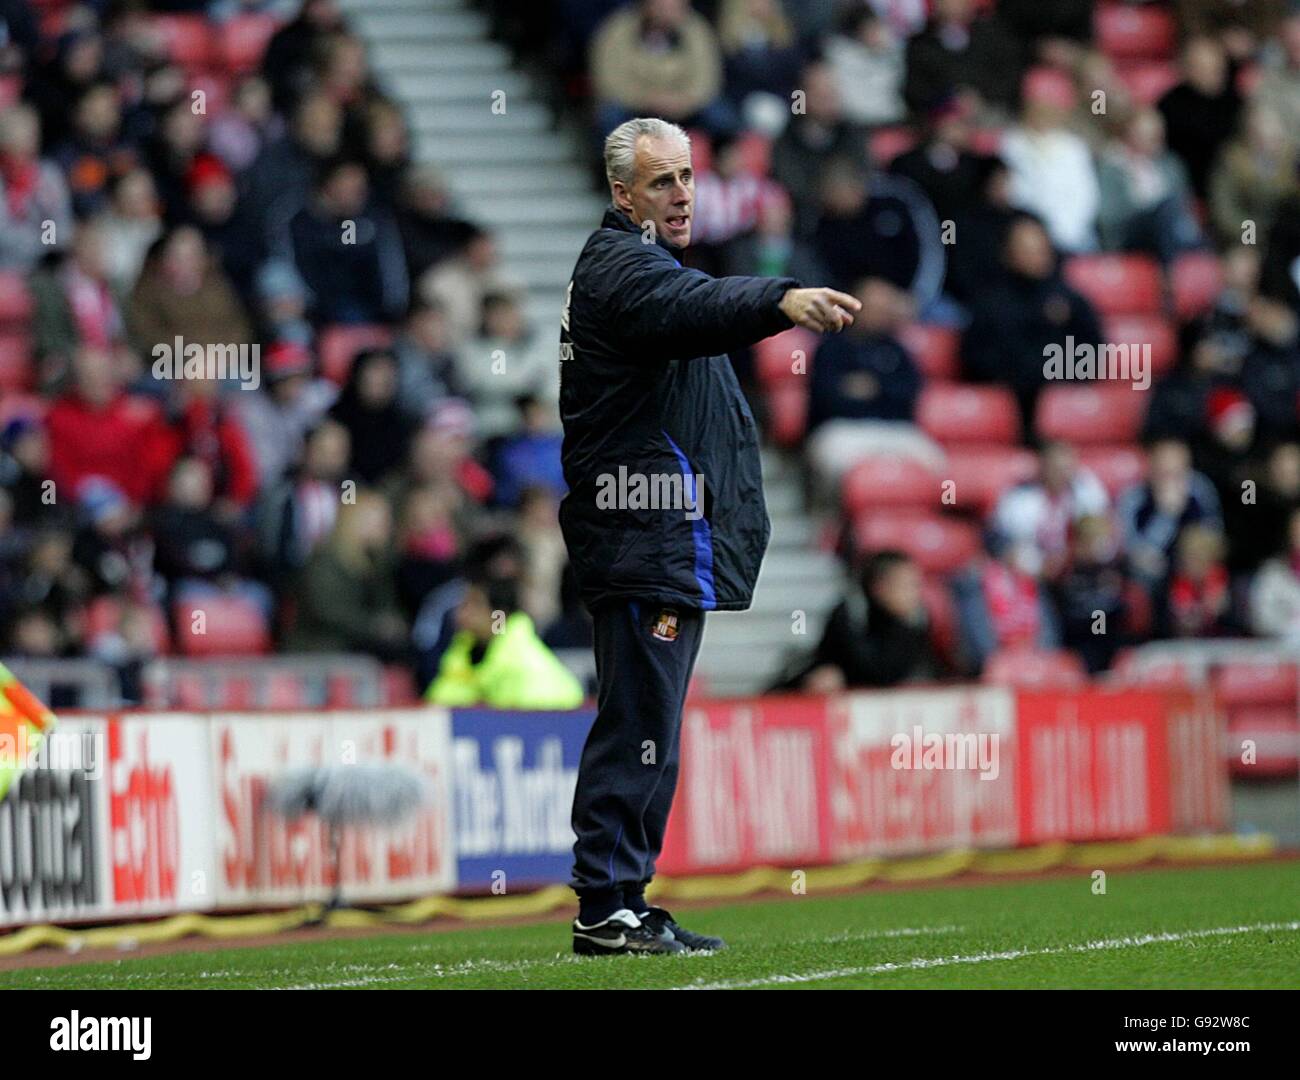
243;88;343;241
963;213;1104;431
492;397;567;510
288;487;409;659
46;346;170;506
1230;441;1300;574
234;340;336;487
455;292;560;441
770;60;868;237
393;164;476;283
903;0;1025;123
185;152;265;300
823;6;906;128
328;348;418;486
0;103;72;271
1054;514;1129;673
280;158;408;325
261;0;347;112
149;457;240;591
991;441;1110;581
384;400;493;536
209;74;282;174
792;550;940;692
1001;68;1100;253
356;98;410;209
144;97;209;224
155;378;260;516
687;131;787;276
516;485;568;631
53;81;136;218
24;28;105;148
1117;438;1224;590
126;226;253;358
889;92;990;223
69;476;153;597
1254;7;1300;135
945;155;1017;303
419;226;516;346
808;277;921;433
1161;524;1232;637
810;157;946;310
954;540;1061;672
251;258;313;347
394;482;462;621
1157;35;1242;198
589;0;733;138
1250;504;1300;641
1208;102;1297;245
0;416;53;526
1096;108;1203;264
254;417;352;579
98;168;163;293
393;299;459;422
717;0;805;115
423;573;584;709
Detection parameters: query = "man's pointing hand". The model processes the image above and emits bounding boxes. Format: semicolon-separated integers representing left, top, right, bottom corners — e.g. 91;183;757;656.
779;287;863;333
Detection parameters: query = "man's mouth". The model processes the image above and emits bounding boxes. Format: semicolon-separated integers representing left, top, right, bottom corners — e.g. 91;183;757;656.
665;214;689;231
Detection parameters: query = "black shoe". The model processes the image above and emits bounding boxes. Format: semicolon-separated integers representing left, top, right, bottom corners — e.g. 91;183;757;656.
640;906;726;952
572;909;685;956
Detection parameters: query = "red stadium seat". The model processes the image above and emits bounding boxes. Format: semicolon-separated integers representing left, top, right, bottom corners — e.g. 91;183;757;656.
1117;60;1180;105
1076;444;1147;498
1213;660;1298;707
917;383;1020;444
756;326;818;384
1170;251;1224;322
317;324;394;385
1094;3;1176;61
852;511;981;575
382;664;420;706
982;646;1088;688
1104;313;1177;379
265;672;308;708
1063;254;1163;316
173;596;271;656
84;596;170;655
188;73;231;117
1108;649;1197;690
869;126;917;167
0;339;32;392
765;382;808;447
941;443;1037;515
898;323;960;381
1226;708;1299;779
221;13;280;73
841;455;941;515
1035;384;1148;445
0;272;33;326
921;574;958;665
151;15;214;71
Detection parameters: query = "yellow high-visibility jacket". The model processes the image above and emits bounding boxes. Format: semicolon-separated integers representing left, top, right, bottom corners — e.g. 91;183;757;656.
424;612;585;710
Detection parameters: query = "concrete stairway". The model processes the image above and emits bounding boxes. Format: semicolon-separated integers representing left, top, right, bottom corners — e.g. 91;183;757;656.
344;0;844;695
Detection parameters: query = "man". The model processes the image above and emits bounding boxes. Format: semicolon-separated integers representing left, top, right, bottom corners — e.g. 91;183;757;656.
560;117;859;956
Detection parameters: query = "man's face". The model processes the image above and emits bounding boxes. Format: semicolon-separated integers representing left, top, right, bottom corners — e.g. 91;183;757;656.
613;135;693;248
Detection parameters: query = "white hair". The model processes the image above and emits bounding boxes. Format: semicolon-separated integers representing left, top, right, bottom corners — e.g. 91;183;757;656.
603;117;692;192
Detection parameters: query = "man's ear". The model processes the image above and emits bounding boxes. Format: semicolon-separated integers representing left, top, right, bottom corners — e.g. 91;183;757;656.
611;181;635;217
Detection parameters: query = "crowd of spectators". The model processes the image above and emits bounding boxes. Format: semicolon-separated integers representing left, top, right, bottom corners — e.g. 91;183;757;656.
536;0;1300;688
0;0;575;699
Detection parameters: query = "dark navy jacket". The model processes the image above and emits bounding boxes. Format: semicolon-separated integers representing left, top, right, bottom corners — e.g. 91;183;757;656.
558;207;799;612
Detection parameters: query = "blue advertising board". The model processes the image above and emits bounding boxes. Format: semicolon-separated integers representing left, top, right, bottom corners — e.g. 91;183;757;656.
450;708;596;890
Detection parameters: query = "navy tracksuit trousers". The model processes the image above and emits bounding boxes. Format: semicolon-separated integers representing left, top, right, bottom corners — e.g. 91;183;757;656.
570;599;705;916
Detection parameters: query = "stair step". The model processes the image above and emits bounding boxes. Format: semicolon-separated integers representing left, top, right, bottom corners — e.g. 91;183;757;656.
408;103;552;135
443;163;591;195
414;132;573;164
340;0;462;11
350;9;488;40
387;70;531;102
371;40;510;71
460;195;606;227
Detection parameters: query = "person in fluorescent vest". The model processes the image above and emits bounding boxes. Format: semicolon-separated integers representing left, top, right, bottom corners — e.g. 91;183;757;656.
424;575;584;709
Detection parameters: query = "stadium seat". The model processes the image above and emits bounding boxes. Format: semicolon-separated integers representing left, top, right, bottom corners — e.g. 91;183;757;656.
0;272;33;326
921;574;958;666
851;511;981;575
84;596;170;655
188;73;232;117
265;672;309;708
0;336;32;392
869;126;917;166
755;326;818;384
173;596;271;656
1226;708;1300;779
764;382;808;447
1094;3;1176;61
841;455;941;515
221;13;280;73
898;323;960;381
1213;660;1298;707
1035;384;1148;445
1063;253;1163;316
982;646;1088;688
1169;251;1224;322
940;443;1038;515
1107;649;1197;690
150;15;214;71
1076;444;1147;498
382;665;420;706
1104;313;1178;379
1117;60;1180;105
317;324;395;385
917;384;1020;444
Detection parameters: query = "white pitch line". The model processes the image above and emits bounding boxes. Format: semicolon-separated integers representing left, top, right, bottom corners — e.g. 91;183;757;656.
673;920;1300;990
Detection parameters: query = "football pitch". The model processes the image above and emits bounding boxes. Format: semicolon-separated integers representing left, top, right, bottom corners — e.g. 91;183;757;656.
3;861;1297;990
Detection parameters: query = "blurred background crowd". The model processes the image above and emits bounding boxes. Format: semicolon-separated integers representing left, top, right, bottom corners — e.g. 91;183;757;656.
2;0;1300;705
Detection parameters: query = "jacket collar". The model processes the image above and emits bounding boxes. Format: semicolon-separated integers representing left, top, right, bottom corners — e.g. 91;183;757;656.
601;205;685;257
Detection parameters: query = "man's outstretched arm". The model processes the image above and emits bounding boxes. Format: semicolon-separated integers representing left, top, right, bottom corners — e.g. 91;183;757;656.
601;250;860;359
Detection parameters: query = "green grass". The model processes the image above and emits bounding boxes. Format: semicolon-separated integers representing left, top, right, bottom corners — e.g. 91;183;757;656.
3;862;1298;989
